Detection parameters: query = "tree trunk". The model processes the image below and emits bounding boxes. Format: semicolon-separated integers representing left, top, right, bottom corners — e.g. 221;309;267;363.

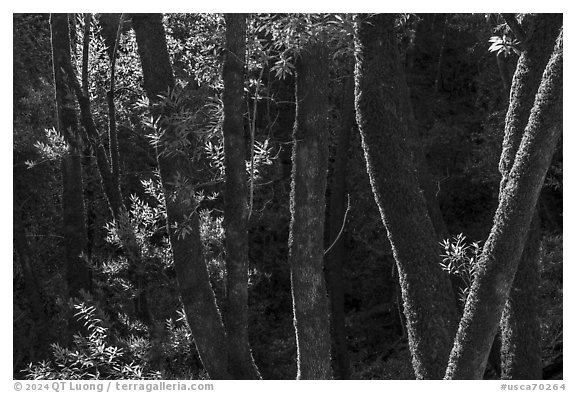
289;40;332;380
445;27;563;379
325;75;354;380
501;214;542;379
221;13;261;380
131;13;231;380
50;13;91;298
353;13;459;379
497;14;562;380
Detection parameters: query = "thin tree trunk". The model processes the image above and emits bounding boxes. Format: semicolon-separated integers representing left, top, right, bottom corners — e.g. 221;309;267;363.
50;13;91;298
497;14;562;380
131;13;231;380
221;13;261;380
325;75;354;380
445;27;563;379
289;40;332;380
354;13;459;379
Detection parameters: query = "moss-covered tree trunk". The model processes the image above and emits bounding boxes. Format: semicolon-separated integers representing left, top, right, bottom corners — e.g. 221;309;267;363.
131;13;231;380
445;27;563;379
288;40;332;380
498;13;562;380
50;13;91;298
221;13;261;380
325;75;354;380
353;13;459;379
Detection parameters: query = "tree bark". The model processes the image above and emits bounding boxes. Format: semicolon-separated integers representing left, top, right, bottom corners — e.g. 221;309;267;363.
50;13;91;298
131;13;231;380
353;13;459;379
289;40;332;380
445;27;563;379
221;13;261;380
500;214;542;379
498;14;562;380
325;75;354;380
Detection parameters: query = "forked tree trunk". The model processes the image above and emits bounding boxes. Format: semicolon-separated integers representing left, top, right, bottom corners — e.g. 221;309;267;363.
498;13;562;380
353;13;459;379
445;27;563;379
221;13;261;380
50;13;91;298
131;13;231;380
289;40;332;380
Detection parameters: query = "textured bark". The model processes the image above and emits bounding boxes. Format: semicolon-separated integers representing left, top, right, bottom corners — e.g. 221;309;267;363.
221;13;261;380
132;13;231;380
50;13;91;297
498;14;563;184
498;14;562;380
325;76;354;380
353;13;459;379
445;28;563;379
288;41;332;380
501;214;542;379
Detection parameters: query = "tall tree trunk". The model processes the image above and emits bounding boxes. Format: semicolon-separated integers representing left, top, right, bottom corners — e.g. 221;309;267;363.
131;13;231;380
353;13;459;379
445;27;563;379
498;14;562;380
289;40;332;380
50;13;91;298
325;75;354;380
221;13;261;380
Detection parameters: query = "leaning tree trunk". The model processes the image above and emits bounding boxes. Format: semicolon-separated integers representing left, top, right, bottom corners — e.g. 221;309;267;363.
353;13;459;379
498;13;562;380
445;27;563;380
288;40;332;380
50;13;91;298
131;13;231;380
221;13;261;380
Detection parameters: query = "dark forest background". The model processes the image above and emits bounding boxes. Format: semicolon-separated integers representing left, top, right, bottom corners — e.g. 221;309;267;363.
13;13;562;380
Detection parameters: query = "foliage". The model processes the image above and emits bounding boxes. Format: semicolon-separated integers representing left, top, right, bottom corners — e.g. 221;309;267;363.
488;35;521;57
24;302;161;380
439;234;483;305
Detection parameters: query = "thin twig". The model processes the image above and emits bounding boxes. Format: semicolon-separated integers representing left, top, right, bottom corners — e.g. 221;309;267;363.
324;194;351;255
